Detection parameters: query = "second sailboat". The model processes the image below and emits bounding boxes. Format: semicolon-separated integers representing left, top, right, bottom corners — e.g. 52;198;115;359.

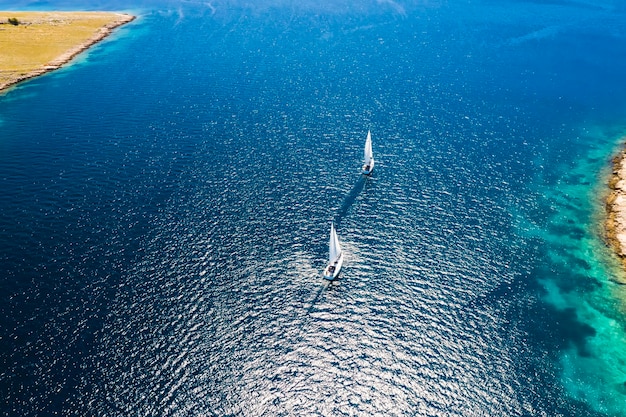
323;222;343;280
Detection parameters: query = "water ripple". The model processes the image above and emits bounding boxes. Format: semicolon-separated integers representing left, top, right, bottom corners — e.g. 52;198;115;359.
3;4;622;417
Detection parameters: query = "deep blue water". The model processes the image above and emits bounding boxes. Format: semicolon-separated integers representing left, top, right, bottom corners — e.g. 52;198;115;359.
2;0;626;415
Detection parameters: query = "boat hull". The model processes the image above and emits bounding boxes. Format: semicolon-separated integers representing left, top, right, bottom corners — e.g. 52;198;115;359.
362;160;374;175
323;253;344;280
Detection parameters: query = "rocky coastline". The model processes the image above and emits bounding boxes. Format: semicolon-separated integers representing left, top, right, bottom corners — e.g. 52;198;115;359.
605;145;626;275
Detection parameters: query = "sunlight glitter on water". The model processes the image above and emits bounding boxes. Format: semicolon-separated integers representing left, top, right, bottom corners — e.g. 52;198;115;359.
3;2;626;416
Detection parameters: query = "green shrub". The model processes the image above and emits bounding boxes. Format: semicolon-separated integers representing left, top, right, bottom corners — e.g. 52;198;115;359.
8;17;19;26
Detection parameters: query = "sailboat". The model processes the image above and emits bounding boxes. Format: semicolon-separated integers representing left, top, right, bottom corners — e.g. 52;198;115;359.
323;222;344;280
362;130;374;175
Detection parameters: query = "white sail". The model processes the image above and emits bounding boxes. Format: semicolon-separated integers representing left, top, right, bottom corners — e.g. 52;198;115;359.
362;130;374;175
323;222;343;280
364;130;373;164
328;222;341;262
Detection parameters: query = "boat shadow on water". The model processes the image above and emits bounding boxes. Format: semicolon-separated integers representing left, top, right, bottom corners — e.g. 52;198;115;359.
304;174;375;313
305;281;329;314
333;174;372;227
304;277;344;314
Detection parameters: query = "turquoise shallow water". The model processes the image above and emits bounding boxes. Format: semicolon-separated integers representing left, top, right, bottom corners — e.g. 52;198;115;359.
2;0;626;415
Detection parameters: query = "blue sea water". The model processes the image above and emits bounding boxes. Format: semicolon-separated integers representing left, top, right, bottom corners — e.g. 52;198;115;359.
2;0;626;415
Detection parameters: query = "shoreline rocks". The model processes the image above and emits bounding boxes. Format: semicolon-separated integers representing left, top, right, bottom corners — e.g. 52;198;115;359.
605;145;626;270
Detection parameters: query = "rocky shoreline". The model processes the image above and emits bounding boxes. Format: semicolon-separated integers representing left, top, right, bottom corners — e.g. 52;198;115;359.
605;144;626;273
0;12;134;93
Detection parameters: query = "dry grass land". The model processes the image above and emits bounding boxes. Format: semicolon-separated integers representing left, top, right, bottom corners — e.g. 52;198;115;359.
0;11;134;92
